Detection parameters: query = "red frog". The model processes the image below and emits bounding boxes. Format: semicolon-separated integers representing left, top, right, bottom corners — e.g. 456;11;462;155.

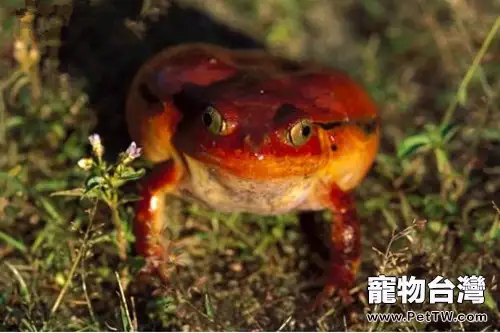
125;43;379;306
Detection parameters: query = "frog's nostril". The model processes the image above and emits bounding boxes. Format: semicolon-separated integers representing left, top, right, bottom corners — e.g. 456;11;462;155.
243;134;263;153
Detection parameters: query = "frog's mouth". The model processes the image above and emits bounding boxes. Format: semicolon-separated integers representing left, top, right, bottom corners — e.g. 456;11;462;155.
189;150;327;181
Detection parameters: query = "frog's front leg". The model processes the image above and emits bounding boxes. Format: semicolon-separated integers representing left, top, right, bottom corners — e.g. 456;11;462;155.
134;159;182;281
314;184;361;308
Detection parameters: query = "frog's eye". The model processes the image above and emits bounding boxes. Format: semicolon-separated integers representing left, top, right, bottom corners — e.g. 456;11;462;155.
288;119;313;146
202;106;227;135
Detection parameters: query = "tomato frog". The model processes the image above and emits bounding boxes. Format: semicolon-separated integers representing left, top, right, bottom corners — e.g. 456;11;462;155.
125;43;379;307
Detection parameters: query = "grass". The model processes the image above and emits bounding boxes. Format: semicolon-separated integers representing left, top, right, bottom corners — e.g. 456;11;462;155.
1;0;499;331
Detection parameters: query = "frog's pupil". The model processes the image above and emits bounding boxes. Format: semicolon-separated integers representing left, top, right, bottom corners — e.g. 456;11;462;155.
302;125;311;137
203;112;213;127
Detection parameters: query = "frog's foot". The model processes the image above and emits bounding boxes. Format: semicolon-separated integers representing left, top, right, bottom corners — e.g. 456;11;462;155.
310;259;359;311
137;239;189;285
141;260;174;285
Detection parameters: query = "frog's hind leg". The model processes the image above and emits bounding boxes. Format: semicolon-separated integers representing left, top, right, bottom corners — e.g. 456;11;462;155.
134;159;183;282
298;212;329;275
312;184;361;309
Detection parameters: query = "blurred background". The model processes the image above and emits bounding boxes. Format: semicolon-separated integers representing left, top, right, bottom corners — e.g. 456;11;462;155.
0;0;499;331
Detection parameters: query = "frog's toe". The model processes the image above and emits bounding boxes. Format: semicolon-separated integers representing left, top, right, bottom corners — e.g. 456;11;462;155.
306;262;357;311
140;240;192;286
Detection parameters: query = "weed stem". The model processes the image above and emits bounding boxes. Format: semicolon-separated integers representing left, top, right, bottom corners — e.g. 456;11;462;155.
441;17;500;128
50;203;97;317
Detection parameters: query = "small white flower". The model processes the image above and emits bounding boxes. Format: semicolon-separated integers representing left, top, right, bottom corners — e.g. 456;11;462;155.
14;40;25;51
13;39;26;63
88;133;101;146
126;141;142;160
88;133;104;158
29;48;40;62
77;158;94;170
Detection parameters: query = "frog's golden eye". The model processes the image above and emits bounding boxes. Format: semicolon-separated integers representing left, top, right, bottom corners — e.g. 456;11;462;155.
287;119;313;146
202;106;227;135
